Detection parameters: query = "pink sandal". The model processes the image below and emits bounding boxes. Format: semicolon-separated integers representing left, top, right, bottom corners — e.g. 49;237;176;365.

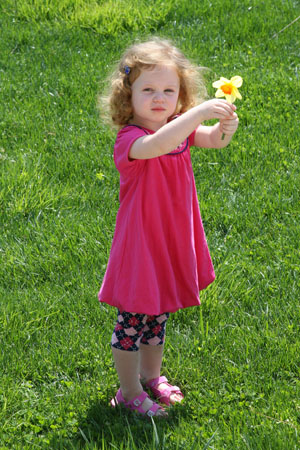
145;376;184;407
110;389;166;418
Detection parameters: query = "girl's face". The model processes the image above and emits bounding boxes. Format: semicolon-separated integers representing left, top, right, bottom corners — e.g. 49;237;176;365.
130;65;180;131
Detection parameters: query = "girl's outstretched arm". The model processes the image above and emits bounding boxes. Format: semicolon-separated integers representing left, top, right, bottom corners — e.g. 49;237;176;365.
129;99;236;160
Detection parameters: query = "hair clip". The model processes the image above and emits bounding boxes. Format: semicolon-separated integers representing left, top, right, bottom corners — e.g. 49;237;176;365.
124;65;131;75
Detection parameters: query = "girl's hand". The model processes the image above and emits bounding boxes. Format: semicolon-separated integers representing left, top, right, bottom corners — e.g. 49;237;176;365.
197;99;236;122
193;101;239;148
219;112;239;137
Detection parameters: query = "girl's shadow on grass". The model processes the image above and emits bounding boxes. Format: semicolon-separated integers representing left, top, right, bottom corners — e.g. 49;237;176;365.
54;396;190;449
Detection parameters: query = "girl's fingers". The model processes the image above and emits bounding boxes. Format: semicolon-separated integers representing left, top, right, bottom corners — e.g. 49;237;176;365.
215;109;236;120
216;99;236;112
220;113;238;123
221;124;239;135
216;104;237;118
200;99;237;121
220;114;239;134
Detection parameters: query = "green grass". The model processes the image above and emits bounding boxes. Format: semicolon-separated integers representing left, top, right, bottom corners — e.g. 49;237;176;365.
1;0;300;448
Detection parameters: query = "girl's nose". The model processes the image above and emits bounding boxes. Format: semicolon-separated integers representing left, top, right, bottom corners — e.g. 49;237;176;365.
153;92;164;102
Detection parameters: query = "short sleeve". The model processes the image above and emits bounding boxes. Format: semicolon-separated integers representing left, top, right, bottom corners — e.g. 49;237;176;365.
114;126;148;176
189;125;201;147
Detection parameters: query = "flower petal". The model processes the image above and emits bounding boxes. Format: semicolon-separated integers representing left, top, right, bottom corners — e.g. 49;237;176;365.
230;76;243;88
212;77;231;88
215;89;225;98
225;94;235;103
212;80;223;88
220;77;231;84
235;90;242;100
232;86;242;100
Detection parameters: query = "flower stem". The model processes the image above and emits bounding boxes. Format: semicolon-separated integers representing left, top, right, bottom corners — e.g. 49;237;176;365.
221;133;225;140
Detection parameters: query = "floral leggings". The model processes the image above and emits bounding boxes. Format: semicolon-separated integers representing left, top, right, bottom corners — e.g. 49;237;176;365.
111;310;170;352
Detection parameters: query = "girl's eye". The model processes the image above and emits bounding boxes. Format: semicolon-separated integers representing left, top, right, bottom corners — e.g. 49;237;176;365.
142;88;175;93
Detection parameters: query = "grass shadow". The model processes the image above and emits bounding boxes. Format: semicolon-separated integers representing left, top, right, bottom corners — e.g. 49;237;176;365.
53;395;191;449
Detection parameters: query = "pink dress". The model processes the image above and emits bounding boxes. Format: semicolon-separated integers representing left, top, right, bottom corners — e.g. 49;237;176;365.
98;124;215;315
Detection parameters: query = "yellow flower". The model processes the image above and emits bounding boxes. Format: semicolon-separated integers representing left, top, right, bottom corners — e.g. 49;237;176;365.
96;172;105;180
212;76;243;103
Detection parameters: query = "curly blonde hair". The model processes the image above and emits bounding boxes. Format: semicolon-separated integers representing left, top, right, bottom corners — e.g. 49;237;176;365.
99;37;207;129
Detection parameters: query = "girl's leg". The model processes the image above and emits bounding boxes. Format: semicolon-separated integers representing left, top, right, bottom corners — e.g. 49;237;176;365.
140;344;183;404
111;311;167;416
139;313;168;382
112;347;142;400
139;314;183;405
139;343;164;381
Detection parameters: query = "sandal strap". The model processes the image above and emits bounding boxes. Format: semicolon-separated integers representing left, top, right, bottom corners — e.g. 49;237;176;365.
160;385;181;394
145;377;184;406
146;401;163;417
125;391;148;412
146;376;168;389
111;388;125;407
146;376;181;393
114;389;164;416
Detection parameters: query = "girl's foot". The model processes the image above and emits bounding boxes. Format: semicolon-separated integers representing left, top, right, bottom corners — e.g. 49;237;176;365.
145;376;184;406
111;388;168;417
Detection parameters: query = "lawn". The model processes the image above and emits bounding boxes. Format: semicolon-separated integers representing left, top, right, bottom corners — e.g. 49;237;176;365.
0;0;300;448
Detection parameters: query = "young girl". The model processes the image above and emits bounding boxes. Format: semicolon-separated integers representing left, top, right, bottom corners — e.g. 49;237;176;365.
98;38;239;418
